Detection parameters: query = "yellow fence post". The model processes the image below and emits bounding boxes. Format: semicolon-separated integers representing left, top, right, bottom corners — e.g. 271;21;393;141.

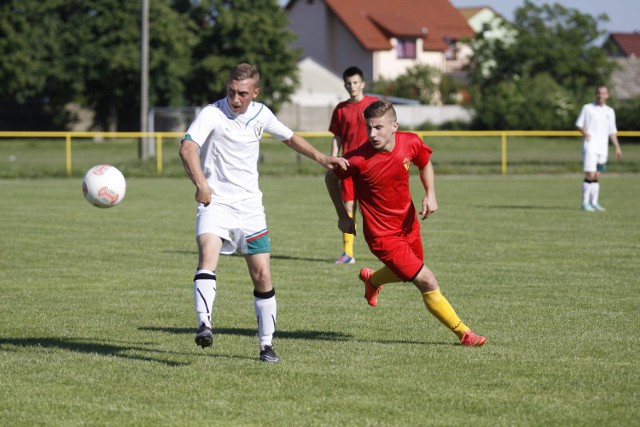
66;133;72;176
156;134;163;176
4;130;639;177
501;132;507;176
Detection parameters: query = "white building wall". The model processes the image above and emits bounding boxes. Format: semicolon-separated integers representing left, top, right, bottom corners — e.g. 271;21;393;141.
374;39;445;80
278;104;472;132
330;15;374;79
287;0;331;65
289;57;345;107
287;0;374;79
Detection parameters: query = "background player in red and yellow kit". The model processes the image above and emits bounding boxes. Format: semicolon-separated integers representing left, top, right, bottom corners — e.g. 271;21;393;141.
325;100;486;347
328;66;379;264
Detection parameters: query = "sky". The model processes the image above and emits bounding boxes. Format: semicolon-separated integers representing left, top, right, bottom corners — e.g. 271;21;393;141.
280;0;639;34
449;0;638;34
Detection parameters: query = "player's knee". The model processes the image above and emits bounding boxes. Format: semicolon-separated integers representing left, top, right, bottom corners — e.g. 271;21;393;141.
250;268;272;291
413;267;438;292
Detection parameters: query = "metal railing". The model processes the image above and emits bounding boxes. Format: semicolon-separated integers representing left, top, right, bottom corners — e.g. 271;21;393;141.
0;131;182;176
1;130;638;176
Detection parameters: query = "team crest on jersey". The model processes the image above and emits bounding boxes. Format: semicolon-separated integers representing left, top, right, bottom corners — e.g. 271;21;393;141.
403;158;411;172
254;121;264;139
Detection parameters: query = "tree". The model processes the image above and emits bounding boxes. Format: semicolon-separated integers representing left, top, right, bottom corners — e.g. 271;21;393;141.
0;0;301;130
184;0;300;112
56;0;196;130
0;0;196;130
0;1;69;125
467;0;615;130
470;73;574;130
612;98;640;133
370;64;445;105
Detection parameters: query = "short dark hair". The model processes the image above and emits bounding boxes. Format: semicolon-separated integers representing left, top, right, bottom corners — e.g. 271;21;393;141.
364;100;397;122
229;63;260;85
342;66;364;80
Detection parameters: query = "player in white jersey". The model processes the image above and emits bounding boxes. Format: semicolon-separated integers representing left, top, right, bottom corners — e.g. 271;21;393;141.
575;85;622;212
179;63;348;362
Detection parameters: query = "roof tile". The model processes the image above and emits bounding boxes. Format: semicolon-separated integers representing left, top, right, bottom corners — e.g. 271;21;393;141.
324;0;474;52
609;33;640;57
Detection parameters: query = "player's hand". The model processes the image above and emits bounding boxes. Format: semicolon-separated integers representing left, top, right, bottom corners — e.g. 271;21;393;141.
420;195;438;219
324;155;349;171
338;216;356;235
195;185;212;207
615;147;622;159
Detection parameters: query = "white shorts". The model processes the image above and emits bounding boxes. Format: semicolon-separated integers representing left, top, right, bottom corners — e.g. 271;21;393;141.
196;200;270;255
582;149;607;173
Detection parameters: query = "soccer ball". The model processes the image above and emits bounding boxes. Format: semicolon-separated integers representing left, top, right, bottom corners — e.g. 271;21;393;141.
82;165;126;208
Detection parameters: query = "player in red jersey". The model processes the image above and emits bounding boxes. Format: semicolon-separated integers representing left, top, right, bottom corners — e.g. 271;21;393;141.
325;100;486;347
328;66;379;264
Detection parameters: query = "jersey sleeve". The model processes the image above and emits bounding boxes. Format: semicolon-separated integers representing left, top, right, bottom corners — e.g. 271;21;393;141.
608;109;618;135
184;106;216;147
575;105;587;128
263;106;294;141
328;105;341;135
411;135;432;168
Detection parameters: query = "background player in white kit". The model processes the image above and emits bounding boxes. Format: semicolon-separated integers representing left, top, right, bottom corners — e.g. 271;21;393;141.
179;63;348;362
575;85;622;212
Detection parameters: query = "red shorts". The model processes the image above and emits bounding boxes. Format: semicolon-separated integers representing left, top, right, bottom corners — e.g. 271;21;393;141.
367;224;424;282
340;176;355;202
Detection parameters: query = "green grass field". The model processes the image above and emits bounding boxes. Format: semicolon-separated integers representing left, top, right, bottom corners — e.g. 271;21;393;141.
1;173;638;426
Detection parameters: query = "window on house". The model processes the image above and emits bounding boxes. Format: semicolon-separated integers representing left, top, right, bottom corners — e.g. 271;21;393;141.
397;38;417;59
444;41;457;60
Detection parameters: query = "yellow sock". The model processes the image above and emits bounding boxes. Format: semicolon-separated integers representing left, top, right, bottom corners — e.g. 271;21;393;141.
422;288;470;339
343;212;355;257
371;266;401;287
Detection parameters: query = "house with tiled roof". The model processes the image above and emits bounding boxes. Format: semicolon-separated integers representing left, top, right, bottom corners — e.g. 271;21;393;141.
603;32;640;100
459;6;497;33
284;0;475;81
603;32;640;58
458;5;515;42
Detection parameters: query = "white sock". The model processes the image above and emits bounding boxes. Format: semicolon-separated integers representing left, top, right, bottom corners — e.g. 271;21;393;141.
254;289;277;348
591;182;600;205
194;269;216;328
582;181;591;205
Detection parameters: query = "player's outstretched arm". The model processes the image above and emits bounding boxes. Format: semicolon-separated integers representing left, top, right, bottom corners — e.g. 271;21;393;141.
283;134;349;170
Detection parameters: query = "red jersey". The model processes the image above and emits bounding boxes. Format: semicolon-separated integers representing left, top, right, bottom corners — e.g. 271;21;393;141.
329;95;379;155
333;132;432;240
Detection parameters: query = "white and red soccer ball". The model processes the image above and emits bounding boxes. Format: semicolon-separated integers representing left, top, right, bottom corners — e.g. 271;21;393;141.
82;165;126;208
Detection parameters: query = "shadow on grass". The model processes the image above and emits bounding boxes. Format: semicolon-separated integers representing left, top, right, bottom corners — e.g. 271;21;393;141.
140;327;456;346
485;204;573;210
163;250;196;256
163;251;331;264
370;338;458;347
271;254;333;263
0;337;187;366
140;326;353;341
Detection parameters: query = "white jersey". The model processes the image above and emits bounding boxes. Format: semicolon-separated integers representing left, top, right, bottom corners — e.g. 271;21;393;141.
184;98;294;204
575;102;617;155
